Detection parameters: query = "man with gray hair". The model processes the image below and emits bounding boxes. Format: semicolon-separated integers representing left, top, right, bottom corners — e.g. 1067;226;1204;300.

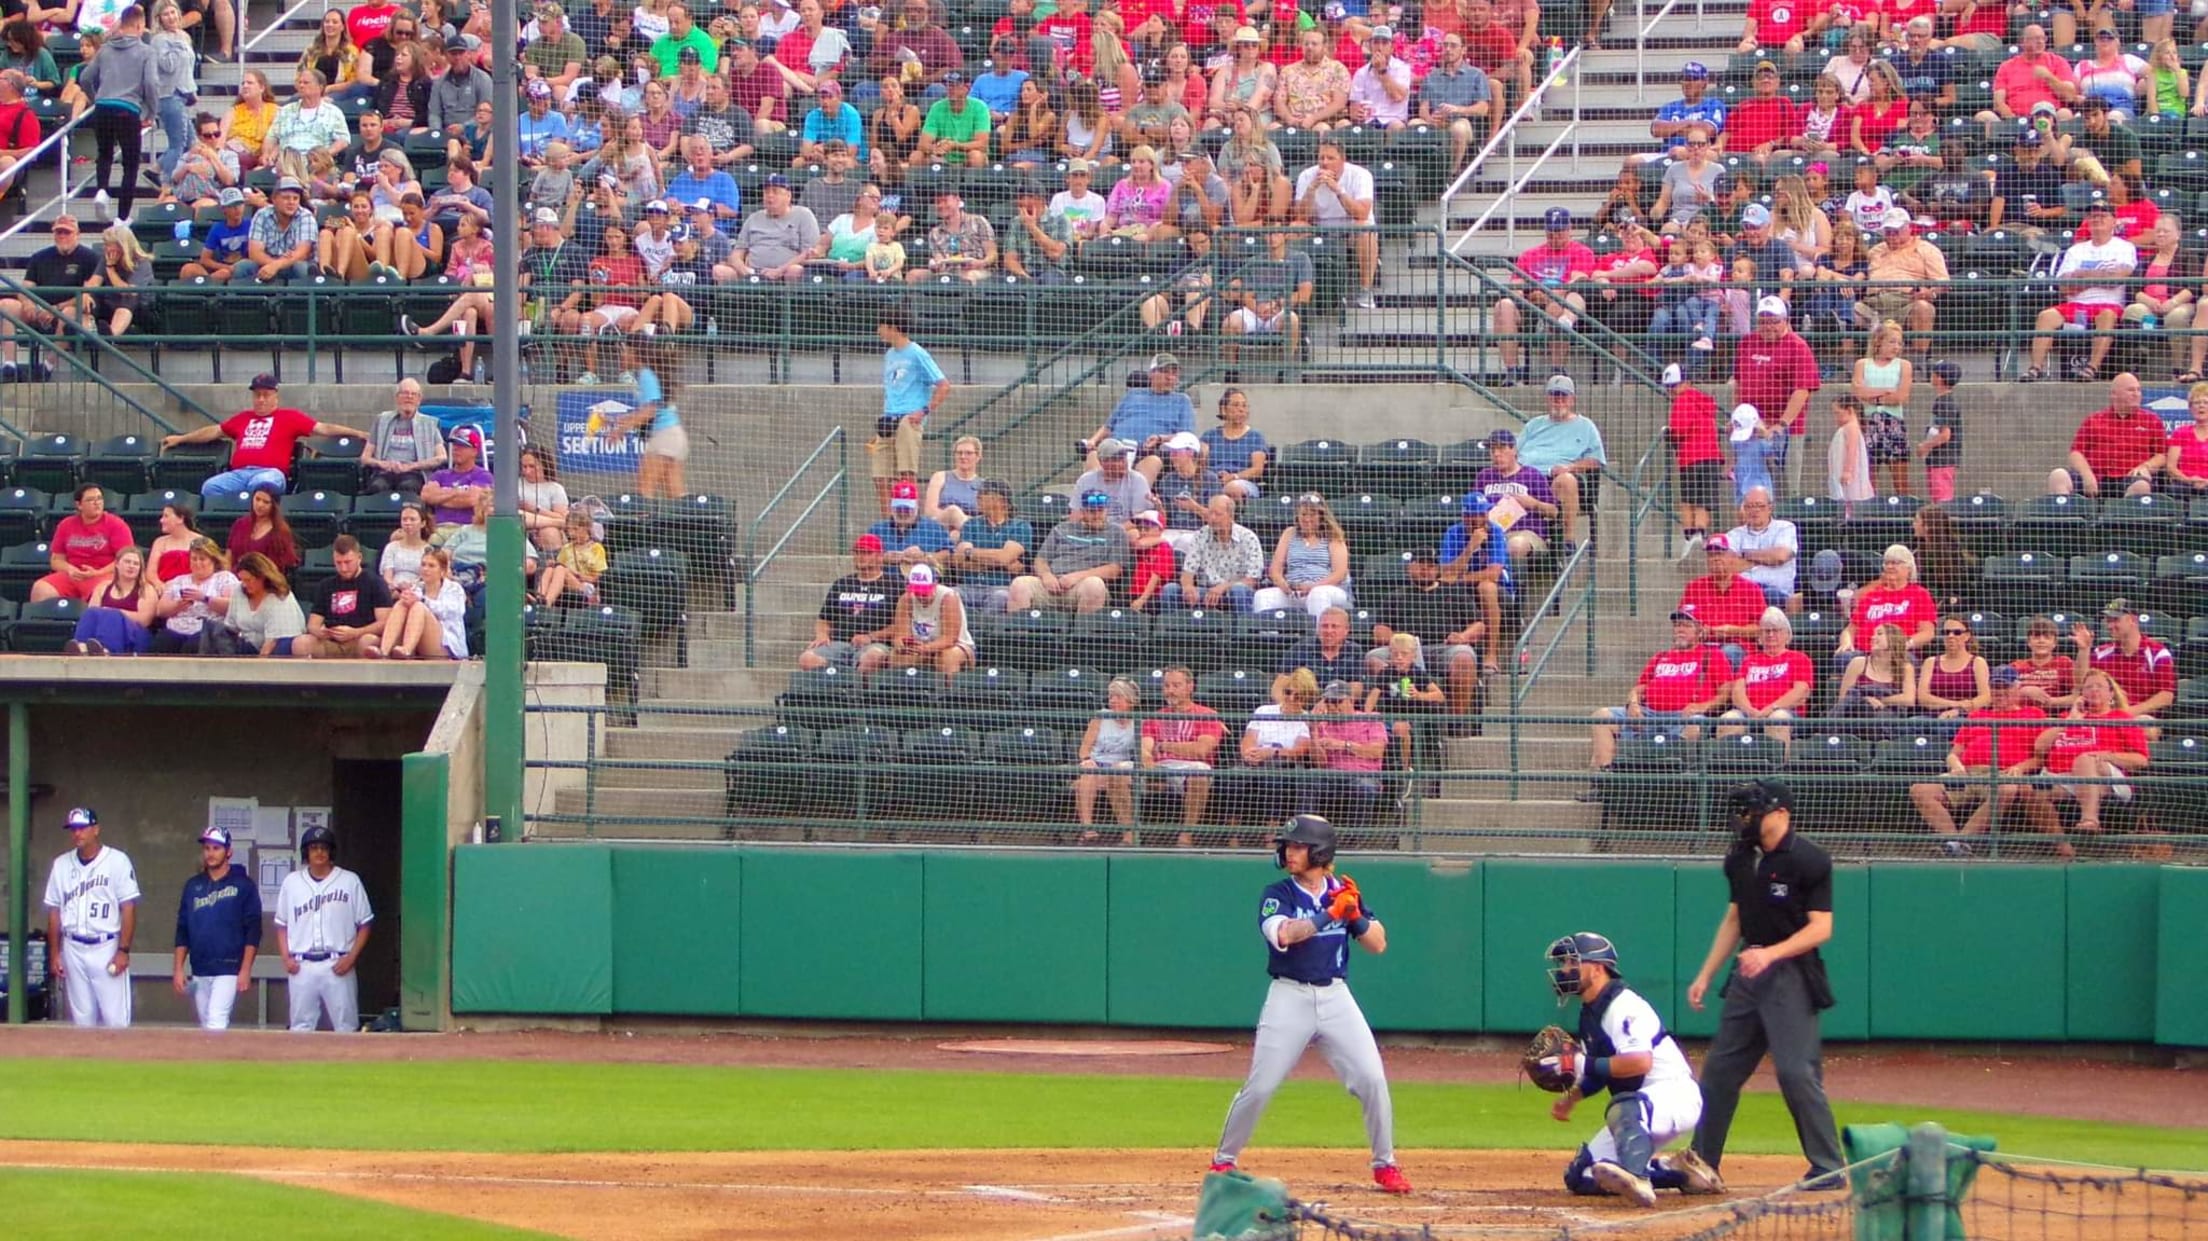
0;70;40;193
363;379;448;495
1725;486;1798;610
1892;18;1956;110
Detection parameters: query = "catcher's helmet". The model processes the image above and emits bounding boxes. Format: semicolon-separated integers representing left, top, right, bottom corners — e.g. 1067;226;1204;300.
1273;814;1337;869
299;824;337;857
1546;932;1621;999
1727;778;1793;840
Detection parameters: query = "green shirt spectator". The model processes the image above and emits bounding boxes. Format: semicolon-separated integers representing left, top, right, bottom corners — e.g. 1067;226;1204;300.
652;24;719;77
921;94;990;145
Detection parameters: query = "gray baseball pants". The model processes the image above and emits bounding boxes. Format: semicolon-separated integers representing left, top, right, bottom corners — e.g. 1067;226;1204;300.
1214;978;1396;1168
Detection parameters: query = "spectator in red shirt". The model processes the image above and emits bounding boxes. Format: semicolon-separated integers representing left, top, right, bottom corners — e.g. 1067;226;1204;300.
1458;0;1529;118
1738;0;1823;52
1585;610;1733;773
1727;61;1799;168
1679;534;1768;663
1140;664;1225;844
1128;509;1178;609
2070;597;2177;718
1835;542;1937;663
2059;372;2165;499
1310;677;1391;825
32;484;135;603
1664;362;1723;547
1037;0;1097;75
1495;207;1597;380
2027;667;2149;851
159;374;369;501
1732;297;1820;497
2010;613;2077;709
1719;605;1815;748
1909;665;2047;854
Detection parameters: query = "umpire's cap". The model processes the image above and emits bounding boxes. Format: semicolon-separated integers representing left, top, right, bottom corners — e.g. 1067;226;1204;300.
1274;814;1337;869
1728;778;1793;821
1546;931;1621;998
299;824;337;857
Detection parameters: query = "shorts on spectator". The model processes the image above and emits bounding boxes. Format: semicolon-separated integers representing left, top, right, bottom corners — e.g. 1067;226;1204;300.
1855;290;1919;321
2054;778;2134;802
1925;465;1956;503
1015;578;1102;611
590;304;641;329
646;424;690;462
1600;707;1699;740
870;415;924;479
35;571;106;601
1226;306;1292;334
1150;759;1213;794
2051;301;2122;325
812;639;891;668
1677;460;1724;515
2137;0;2174;15
315;633;371;658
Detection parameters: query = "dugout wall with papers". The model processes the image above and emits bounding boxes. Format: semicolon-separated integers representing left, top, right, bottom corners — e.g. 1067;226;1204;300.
447;847;2206;1047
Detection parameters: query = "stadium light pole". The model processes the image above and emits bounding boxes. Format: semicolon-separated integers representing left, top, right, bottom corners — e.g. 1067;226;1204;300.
484;0;525;841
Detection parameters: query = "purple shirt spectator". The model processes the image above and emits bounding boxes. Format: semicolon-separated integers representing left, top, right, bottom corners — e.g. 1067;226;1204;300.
1473;463;1558;542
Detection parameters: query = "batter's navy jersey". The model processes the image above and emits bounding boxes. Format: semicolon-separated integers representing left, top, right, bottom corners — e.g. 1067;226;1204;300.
1256;877;1374;984
175;868;264;976
1576;978;1693;1097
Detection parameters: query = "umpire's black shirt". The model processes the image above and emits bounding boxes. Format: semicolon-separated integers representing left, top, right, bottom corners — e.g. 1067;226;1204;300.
1725;828;1834;948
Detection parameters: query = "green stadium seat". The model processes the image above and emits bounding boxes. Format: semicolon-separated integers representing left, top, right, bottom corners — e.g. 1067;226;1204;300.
1152;607;1234;673
284;491;348;550
13;433;82;496
2012;493;2098;560
8;596;81;652
1272;438;1357;497
942;665;1027;726
81;435;155;496
1357;439;1439;496
1069;607;1152;675
0;487;48;546
0;540;50;602
1027;665;1106;716
294;435;366;495
723;721;816;817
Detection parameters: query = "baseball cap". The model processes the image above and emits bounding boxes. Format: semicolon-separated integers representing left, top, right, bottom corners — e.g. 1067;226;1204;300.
274;176;305;194
2085;94;2114;110
678;45;703;63
1680;61;1708;79
1881;206;1911;230
1704;532;1734;554
249;372;280;391
216;186;245;206
1730;403;1760;443
2030;99;2058;117
1015;178;1047;199
1096;436;1135;458
1546;374;1576;396
1232;23;1262;41
1320;679;1354;701
1366;23;1394;40
1809;548;1845;593
1756;295;1789;319
1165;431;1203;455
645;199;670;213
1544;206;1572;231
1661;363;1684;387
444;31;472;51
1461;491;1493;515
977;478;1013;504
906;563;938;594
525;77;553;98
1132;509;1165;527
1066;157;1094;175
853;533;884;553
890;479;920;508
63;806;97;830
1080;489;1112;508
818;78;843;96
1668;608;1702;624
2094;27;2118;38
1741;203;1771;228
1931;359;1963;384
533;207;562;226
941;68;967;84
2085;200;2115;216
1755;58;1778;74
1989;665;2021;689
688;198;715;214
1149;351;1182;371
763;173;791;190
199;825;232;847
1407;547;1440;564
2014;127;2044;147
2102;597;2138;617
1711;172;1737;195
448;425;484;451
1487;428;1516;447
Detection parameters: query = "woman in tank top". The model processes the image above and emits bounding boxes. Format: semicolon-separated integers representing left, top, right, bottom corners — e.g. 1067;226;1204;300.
1918;615;1991;718
924;436;986;538
149;500;200;587
1076;677;1143;843
1255;494;1352;617
1851;321;1914;496
887;565;972;675
67;546;157;654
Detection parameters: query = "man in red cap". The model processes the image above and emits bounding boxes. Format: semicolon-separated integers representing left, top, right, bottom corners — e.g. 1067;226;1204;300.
868;479;954;570
1677;534;1767;665
799;533;899;673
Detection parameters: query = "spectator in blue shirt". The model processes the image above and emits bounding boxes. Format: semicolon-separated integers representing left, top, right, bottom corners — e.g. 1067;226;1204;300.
1644;61;1726;163
1200;387;1270;500
664;134;743;220
797;79;866;164
1515;374;1610;550
181;186;254;282
517;77;572;165
970;54;1028;121
948;479;1033;612
1083;351;1196;483
1437;493;1513;654
868;478;954;570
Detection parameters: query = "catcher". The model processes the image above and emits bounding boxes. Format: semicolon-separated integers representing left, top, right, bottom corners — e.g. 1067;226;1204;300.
1210;815;1411;1195
1525;932;1725;1206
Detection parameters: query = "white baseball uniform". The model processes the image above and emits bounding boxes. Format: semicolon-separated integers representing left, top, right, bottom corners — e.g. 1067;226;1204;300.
274;864;373;1033
42;845;140;1028
1583;985;1702;1165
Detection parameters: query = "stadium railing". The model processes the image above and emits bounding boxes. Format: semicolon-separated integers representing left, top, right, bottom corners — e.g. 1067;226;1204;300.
740;425;851;667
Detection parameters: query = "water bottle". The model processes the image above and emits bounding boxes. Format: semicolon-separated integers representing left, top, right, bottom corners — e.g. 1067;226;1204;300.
705;317;719;337
471;357;487;384
1546;36;1565;88
172;218;191;246
2142;312;2159;332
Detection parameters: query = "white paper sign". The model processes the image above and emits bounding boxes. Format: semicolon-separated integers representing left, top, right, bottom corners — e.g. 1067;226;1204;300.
258;856;293;910
208;796;257;843
253;806;293;849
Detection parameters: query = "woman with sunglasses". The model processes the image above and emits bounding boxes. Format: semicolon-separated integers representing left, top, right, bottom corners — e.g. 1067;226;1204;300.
1254;493;1352;617
1918;615;1991;719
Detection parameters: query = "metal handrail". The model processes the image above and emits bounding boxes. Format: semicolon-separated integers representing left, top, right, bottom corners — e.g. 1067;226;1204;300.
0;111;93;246
240;0;332;55
0;276;214;432
1442;44;1583;256
1635;0;1711;103
1504;536;1599;797
741;425;847;666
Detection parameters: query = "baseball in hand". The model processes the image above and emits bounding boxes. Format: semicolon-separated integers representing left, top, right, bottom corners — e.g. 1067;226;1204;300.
107;961;121;976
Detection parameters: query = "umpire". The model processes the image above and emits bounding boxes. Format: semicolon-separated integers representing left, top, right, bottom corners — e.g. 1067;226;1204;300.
1686;779;1845;1184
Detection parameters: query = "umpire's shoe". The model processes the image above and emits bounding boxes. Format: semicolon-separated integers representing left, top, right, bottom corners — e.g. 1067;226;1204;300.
1671;1149;1726;1195
1591;1161;1658;1207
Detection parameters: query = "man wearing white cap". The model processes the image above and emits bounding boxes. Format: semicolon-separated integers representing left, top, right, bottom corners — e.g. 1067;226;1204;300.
1347;26;1412;129
1730;405;1778;506
1153;431;1222;551
173;825;263;1031
1859;207;1946;349
1516;375;1608;550
1663;364;1723;553
1731;297;1819;497
886;562;973;676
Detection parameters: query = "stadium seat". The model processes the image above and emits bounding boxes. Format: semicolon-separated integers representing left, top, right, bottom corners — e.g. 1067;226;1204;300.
1027;665;1106;716
2012;494;2098;560
149;446;224;494
1705;730;1782;777
812;724;904;823
2151;552;2208;618
1983;551;2067;615
295;436;367;495
2142;733;2208;826
0;541;50;602
867;664;944;724
652;493;738;607
980;725;1067;820
993;608;1069;672
1357;439;1438;496
1397;495;1463;552
596;493;661;560
547;605;643;709
598;547;690;660
723;721;815;818
1199;667;1271;717
9;596;81;652
1152;607;1234;673
1838;493;1918;555
120;489;192;547
345;492;411;552
900;724;981;814
1242;490;1300;544
2099;493;2182;556
777;664;860;730
1782;732;1873;832
1434;440;1492;493
1069;607;1152;675
81;435;155;496
1335;493;1400;555
1957;610;2012;663
1777;495;1840;552
0;488;47;546
202;489;256;522
942;665;1027;726
1234;608;1309;670
1948;492;2010;557
1360;550;1415;594
284;491;348;550
1272;439;1356;497
2068;550;2146;613
292;546;336;601
12;434;81;496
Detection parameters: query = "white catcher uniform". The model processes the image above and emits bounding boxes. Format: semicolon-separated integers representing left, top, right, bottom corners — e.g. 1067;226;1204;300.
43;845;140;1028
275;865;373;1032
1562;978;1707;1199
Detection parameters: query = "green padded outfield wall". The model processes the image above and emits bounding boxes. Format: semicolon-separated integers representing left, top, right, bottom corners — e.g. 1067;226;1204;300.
447;847;2205;1045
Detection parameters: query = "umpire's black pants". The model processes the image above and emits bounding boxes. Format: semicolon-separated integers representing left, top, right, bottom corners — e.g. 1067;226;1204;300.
1691;958;1845;1177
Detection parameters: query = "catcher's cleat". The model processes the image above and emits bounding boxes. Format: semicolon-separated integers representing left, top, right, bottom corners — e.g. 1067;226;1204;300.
1592;1161;1658;1207
1208;1161;1237;1174
1672;1149;1725;1195
1373;1164;1413;1194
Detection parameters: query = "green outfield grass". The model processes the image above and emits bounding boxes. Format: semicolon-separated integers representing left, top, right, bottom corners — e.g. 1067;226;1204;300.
0;1060;2197;1170
0;1169;554;1240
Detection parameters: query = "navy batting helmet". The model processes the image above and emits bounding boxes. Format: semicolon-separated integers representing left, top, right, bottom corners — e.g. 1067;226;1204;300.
299;825;337;857
1547;932;1621;999
1273;814;1337;869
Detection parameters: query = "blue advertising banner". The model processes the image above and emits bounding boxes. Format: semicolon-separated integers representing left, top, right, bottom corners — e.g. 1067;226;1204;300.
554;388;645;475
2140;385;2192;436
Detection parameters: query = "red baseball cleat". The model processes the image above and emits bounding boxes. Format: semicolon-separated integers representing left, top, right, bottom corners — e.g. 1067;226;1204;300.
1373;1164;1413;1194
1209;1161;1237;1174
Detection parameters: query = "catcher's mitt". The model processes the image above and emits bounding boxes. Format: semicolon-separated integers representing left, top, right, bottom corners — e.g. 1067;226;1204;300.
1522;1025;1581;1093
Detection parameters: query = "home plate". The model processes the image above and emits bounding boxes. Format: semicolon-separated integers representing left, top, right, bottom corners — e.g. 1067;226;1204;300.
936;1039;1232;1057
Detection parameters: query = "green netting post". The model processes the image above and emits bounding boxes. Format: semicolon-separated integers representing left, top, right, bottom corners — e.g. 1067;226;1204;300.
1906;1121;1949;1241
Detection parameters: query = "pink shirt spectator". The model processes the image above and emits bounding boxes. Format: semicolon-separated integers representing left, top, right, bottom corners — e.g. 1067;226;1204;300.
1348;57;1412;125
1733;327;1822;435
1107;178;1170;231
1313;714;1386;771
1993;51;2076;116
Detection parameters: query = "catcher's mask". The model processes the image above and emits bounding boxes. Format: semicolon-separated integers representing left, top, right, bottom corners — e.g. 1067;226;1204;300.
1727;778;1793;845
1274;814;1337;870
1546;931;1620;999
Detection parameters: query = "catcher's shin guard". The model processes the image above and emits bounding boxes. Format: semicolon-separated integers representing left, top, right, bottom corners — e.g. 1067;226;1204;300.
1564;1146;1604;1196
1605;1091;1656;1178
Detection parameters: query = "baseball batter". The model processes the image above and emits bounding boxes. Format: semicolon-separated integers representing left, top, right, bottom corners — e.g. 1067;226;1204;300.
1211;815;1412;1195
273;825;373;1033
1537;933;1724;1206
172;825;264;1031
41;806;139;1029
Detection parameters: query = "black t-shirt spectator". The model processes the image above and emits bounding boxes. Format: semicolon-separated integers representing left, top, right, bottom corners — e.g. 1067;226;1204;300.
1730;236;1801;301
1277;637;1366;688
311;570;396;629
522;241;590;296
1891;51;1951;101
569;3;616;58
342;136;394;182
361;35;401;82
1993;159;2063;218
24;243;99;291
818;572;897;643
1378;582;1480;644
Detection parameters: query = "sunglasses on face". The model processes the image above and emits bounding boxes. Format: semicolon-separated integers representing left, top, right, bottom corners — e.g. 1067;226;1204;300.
1943;628;1969;636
